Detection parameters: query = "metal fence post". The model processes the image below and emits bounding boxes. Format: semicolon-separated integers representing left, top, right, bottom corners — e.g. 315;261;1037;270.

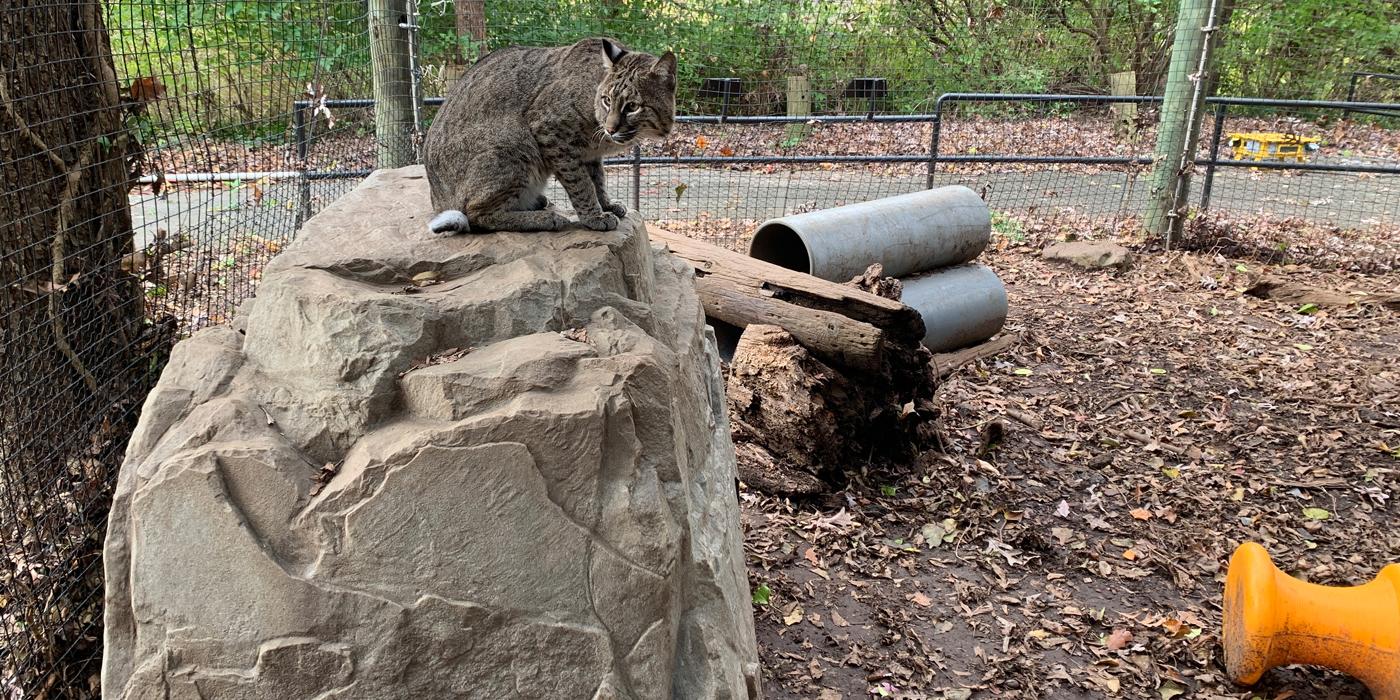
631;145;641;212
293;102;312;226
925;100;943;189
1199;102;1227;213
399;0;425;160
1345;72;1360;120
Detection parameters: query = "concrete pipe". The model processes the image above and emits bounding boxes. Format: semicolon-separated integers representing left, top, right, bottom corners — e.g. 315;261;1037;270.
747;186;991;282
900;264;1008;352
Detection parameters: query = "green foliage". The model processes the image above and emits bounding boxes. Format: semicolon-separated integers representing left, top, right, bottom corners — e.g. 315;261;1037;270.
1215;0;1400;101
104;0;1399;133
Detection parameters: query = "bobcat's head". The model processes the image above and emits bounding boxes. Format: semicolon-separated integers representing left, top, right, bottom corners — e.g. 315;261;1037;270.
594;38;676;146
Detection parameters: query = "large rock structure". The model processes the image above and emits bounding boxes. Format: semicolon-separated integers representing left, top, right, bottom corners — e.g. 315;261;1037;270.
102;166;762;699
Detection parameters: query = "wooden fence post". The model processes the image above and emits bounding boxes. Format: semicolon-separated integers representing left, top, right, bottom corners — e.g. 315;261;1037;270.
1110;70;1137;139
785;74;812;144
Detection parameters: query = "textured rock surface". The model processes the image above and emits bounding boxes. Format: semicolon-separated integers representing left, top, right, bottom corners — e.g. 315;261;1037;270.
102;166;761;699
1041;240;1134;270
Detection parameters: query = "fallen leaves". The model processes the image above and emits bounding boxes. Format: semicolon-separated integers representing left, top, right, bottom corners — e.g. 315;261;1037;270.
1302;507;1331;521
742;238;1397;699
782;604;804;626
751;583;772;606
399;346;472;377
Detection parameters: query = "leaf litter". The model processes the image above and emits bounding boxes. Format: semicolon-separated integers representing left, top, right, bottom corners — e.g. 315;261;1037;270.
741;223;1395;698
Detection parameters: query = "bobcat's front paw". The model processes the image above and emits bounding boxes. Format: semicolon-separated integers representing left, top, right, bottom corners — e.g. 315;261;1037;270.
579;212;619;231
545;212;572;231
603;201;628;218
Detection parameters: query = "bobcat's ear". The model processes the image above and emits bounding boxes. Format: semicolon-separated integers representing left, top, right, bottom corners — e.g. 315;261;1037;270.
600;38;628;66
655;51;677;85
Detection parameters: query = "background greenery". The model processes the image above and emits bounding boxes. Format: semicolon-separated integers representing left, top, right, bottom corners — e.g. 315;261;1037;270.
106;0;1398;133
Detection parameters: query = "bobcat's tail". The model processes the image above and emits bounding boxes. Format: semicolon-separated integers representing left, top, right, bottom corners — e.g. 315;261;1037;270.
429;209;470;234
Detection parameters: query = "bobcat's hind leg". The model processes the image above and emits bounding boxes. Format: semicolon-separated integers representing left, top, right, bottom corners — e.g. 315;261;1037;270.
471;209;570;232
464;167;567;232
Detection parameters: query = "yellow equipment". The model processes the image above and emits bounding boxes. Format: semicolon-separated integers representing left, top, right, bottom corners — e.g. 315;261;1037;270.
1227;132;1321;163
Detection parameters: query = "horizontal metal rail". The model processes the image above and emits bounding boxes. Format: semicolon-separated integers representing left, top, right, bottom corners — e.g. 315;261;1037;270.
933;91;1400;113
293;94;1400;119
247;92;1400;224
136;170;371;184
1345;71;1400;118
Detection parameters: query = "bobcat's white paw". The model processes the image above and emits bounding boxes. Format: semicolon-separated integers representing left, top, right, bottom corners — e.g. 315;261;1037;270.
429;210;470;234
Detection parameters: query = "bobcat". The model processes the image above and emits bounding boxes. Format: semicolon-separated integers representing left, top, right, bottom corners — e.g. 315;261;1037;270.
424;38;676;234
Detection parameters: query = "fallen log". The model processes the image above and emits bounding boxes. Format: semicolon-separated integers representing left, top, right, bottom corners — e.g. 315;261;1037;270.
1245;278;1400;310
695;275;887;371
930;333;1018;378
648;225;926;343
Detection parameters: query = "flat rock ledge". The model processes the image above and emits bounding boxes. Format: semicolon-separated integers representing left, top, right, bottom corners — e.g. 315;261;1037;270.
102;166;761;699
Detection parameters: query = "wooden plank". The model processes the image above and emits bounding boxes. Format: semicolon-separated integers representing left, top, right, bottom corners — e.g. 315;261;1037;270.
647;225;925;342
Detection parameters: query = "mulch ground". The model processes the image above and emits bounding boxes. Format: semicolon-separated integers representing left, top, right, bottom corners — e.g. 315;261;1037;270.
742;231;1399;699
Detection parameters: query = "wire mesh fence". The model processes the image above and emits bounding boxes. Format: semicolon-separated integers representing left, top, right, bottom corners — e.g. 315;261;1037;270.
2;0;1398;696
2;0;385;696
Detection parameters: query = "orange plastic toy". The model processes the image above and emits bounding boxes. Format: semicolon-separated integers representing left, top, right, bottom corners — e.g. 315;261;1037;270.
1224;542;1400;698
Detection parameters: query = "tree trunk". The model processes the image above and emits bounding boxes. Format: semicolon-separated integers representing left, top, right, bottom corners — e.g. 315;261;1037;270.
1146;0;1221;244
453;0;487;64
369;0;418;167
0;0;149;693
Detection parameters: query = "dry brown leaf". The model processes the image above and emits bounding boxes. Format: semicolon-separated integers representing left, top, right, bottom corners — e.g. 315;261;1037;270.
782;605;804;626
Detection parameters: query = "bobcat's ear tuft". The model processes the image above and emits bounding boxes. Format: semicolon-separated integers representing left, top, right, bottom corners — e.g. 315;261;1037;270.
655;51;677;87
600;38;628;66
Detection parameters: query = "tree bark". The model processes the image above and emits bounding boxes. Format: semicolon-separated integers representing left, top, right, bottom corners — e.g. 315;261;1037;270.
648;226;929;371
369;0;418;167
648;226;924;341
727;325;942;495
0;0;148;693
453;0;487;64
1146;0;1221;244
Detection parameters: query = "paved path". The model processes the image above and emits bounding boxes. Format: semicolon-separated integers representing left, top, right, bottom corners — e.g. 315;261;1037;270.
129;164;1397;249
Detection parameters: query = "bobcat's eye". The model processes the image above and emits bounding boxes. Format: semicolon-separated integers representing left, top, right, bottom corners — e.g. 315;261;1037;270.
601;95;611;108
623;102;637;115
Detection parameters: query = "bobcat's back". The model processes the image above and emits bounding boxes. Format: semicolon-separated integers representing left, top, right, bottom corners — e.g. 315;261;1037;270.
423;38;676;234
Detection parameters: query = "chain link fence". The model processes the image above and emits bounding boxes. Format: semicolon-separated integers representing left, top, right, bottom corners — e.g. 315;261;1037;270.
2;0;1398;696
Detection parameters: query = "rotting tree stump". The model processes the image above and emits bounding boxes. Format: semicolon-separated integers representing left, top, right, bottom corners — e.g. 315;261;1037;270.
653;221;943;496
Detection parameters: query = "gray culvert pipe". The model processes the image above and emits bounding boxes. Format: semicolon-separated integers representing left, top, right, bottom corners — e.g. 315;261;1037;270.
900;264;1008;352
747;186;991;282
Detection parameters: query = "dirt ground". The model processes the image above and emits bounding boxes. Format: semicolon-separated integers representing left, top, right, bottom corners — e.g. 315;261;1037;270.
741;231;1399;699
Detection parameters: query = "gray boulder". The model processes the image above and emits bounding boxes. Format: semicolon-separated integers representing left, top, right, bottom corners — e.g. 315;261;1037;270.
102;166;761;699
1042;240;1134;270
